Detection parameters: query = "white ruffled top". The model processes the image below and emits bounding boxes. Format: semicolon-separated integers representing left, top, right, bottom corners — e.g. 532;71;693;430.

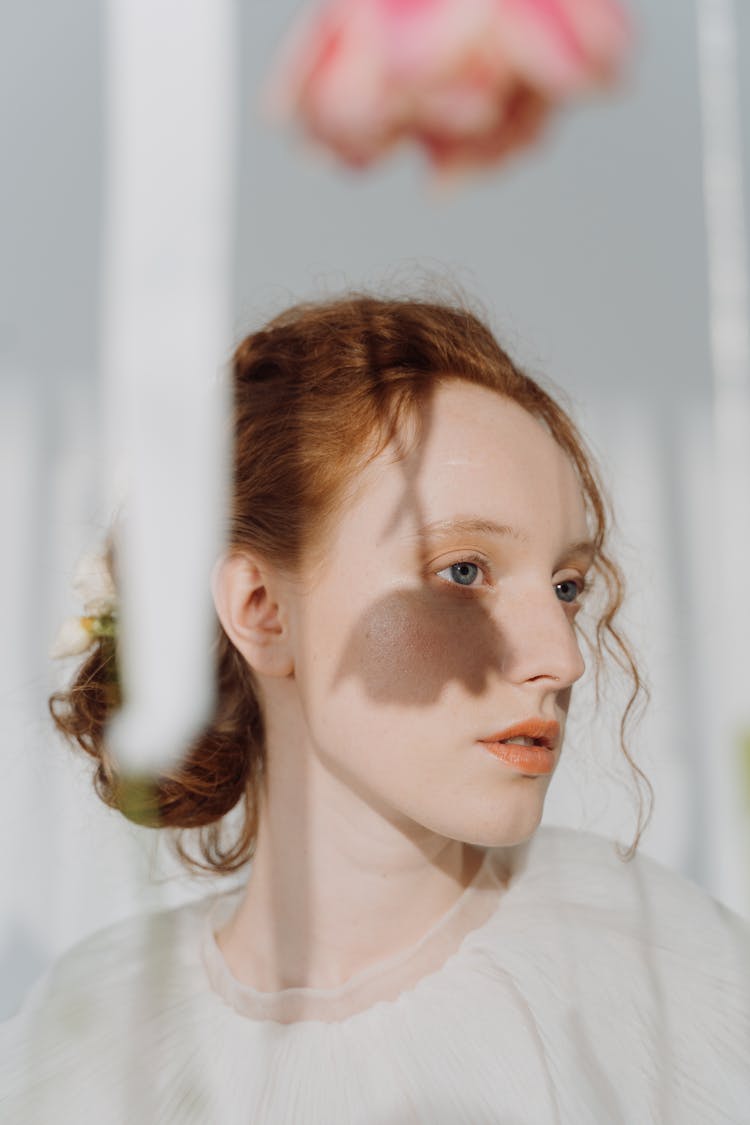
2;824;749;1123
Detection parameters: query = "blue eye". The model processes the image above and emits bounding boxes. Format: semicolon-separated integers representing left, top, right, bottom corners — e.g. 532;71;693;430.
435;560;587;599
555;579;584;604
436;560;484;587
440;562;481;589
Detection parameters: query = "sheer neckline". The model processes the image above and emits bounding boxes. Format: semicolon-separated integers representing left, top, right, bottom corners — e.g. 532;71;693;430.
199;846;510;1025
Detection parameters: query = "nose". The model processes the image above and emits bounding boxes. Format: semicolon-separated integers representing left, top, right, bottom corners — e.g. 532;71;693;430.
495;584;586;690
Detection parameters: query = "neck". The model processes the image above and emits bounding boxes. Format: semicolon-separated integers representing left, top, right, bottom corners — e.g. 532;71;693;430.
214;756;485;993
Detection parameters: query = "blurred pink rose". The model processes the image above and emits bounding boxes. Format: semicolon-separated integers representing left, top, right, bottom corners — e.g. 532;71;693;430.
263;0;632;176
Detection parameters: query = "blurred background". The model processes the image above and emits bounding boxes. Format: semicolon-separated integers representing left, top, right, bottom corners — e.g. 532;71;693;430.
1;0;749;1019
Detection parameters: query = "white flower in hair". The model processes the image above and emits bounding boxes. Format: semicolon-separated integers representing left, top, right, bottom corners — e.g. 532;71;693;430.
72;549;117;616
49;616;97;660
50;546;118;660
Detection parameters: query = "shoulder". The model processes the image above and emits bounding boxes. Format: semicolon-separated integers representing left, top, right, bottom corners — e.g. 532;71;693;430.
499;822;748;915
473;825;750;1117
485;823;750;1032
9;891;216;1017
0;891;233;1118
495;823;750;959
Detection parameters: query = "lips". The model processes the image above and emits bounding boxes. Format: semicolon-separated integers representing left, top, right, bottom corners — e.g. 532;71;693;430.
479;718;561;751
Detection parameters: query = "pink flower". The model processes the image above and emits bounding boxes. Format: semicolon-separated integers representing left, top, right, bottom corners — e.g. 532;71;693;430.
263;0;632;176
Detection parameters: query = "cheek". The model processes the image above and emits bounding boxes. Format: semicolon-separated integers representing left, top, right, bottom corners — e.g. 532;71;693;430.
331;587;502;705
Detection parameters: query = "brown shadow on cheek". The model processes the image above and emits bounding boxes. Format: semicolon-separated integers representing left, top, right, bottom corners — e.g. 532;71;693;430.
328;380;513;705
331;586;505;704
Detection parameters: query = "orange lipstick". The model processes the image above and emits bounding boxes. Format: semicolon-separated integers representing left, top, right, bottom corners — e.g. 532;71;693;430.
478;718;560;775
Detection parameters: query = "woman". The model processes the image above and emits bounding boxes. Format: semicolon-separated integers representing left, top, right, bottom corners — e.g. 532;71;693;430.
2;294;749;1122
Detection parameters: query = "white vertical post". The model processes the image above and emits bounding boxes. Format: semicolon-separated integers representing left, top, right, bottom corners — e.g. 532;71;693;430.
101;0;236;773
695;0;750;914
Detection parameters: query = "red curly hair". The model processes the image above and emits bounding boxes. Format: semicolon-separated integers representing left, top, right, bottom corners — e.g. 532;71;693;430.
49;292;652;877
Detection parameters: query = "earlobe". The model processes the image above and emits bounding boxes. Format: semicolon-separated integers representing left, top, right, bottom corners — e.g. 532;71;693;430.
211;551;294;677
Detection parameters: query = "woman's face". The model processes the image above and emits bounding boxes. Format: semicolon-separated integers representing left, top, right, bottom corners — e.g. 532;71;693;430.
285;379;593;846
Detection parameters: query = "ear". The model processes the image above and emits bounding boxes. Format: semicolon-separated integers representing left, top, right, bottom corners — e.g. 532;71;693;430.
211;552;294;678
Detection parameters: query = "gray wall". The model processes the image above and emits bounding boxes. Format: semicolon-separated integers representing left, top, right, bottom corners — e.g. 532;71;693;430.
3;0;740;407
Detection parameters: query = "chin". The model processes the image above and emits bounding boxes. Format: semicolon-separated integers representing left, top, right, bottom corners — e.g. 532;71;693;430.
455;803;546;849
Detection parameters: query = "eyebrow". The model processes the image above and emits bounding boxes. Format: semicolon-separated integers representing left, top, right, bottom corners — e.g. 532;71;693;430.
406;517;597;559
